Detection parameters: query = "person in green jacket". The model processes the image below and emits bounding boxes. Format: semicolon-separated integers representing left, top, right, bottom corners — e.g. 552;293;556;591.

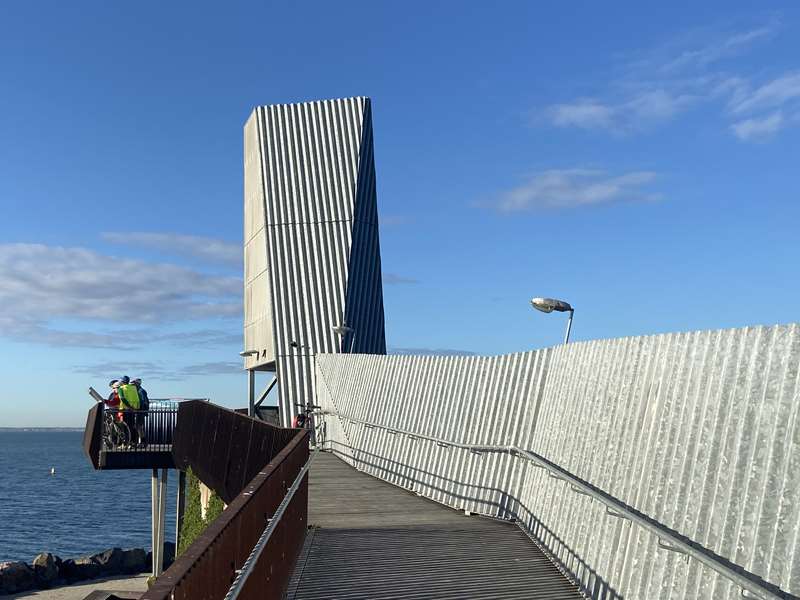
118;376;141;447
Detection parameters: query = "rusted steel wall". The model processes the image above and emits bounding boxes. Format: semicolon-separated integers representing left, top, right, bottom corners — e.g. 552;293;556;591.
82;403;102;470
171;400;298;503
143;427;309;600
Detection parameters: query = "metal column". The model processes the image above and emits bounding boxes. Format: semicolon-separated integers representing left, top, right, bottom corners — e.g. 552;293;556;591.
151;468;169;577
248;369;256;417
175;469;186;553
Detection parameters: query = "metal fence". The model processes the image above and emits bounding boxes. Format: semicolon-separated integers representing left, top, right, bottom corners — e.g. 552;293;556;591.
314;323;800;600
101;402;178;452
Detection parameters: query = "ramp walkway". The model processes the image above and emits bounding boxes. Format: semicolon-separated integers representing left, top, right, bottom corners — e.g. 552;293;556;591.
286;452;583;600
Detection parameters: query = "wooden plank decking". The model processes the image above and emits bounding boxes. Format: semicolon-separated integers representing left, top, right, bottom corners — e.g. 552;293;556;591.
286;452;583;599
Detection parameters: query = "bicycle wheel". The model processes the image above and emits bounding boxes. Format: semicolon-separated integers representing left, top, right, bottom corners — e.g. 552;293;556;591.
111;421;131;448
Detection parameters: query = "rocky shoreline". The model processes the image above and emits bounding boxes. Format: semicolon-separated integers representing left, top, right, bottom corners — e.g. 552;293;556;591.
0;543;174;595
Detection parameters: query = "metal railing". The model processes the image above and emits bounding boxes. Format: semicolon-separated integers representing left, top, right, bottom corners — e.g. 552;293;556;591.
142;425;310;600
101;402;178;452
224;449;315;600
320;410;792;600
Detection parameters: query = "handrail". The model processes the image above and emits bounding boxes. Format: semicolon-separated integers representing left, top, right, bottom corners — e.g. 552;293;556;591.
223;449;316;600
320;410;791;600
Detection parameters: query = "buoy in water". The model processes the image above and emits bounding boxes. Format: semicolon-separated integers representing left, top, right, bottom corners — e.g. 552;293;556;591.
50;467;55;475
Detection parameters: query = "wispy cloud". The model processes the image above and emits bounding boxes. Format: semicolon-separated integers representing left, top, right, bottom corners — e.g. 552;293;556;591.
728;72;800;114
383;272;419;285
380;215;412;227
74;360;242;382
541;19;797;141
389;347;476;356
101;232;241;267
731;111;785;141
493;169;658;212
0;243;241;347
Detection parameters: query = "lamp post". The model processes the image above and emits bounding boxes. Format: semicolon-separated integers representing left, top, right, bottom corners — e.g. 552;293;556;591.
332;324;355;353
530;297;575;344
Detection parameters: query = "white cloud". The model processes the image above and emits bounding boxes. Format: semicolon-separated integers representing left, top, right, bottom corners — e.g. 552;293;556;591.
661;24;777;72
549;100;616;129
728;72;800;114
731;112;785;141
494;169;658;212
383;272;419;285
542;19;796;140
74;360;242;381
101;232;241;267
0;243;241;347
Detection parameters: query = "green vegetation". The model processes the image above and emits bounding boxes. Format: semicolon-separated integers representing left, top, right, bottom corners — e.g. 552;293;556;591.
177;468;226;556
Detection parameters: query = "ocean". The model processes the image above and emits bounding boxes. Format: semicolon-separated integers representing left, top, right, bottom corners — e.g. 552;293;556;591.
0;431;177;564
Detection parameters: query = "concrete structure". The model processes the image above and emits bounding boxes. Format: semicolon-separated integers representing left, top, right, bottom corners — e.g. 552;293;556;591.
315;323;800;600
243;96;386;425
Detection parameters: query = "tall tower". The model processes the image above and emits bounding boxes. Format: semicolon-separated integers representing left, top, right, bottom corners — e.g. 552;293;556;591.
243;96;386;425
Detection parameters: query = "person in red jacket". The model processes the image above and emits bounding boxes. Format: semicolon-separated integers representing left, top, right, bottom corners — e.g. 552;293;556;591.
106;380;121;409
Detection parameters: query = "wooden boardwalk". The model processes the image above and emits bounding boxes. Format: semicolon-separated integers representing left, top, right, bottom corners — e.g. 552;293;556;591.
286;452;583;600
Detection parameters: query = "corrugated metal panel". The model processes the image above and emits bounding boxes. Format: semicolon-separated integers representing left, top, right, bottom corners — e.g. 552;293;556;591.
243;97;386;421
314;324;800;599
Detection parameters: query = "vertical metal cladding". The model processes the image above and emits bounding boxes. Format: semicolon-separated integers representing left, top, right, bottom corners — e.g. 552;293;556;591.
244;97;386;424
315;324;800;599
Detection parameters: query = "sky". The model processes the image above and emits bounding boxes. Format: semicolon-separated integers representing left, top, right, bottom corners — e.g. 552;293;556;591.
1;2;799;426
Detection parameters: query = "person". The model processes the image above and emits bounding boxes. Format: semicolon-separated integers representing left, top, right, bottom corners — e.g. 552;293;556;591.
117;376;141;447
106;380;121;409
132;378;149;446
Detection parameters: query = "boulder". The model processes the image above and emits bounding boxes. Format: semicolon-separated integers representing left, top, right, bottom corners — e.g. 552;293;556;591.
60;555;101;582
120;548;147;574
0;560;35;594
32;553;61;588
145;542;176;572
92;547;124;575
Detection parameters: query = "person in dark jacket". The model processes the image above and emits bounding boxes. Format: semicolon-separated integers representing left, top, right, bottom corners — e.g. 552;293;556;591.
132;378;148;446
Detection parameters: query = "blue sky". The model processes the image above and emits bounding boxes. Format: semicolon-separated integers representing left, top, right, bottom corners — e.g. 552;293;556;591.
1;3;799;426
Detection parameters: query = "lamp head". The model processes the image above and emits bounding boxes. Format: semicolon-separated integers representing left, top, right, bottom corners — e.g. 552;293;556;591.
332;324;354;336
530;297;573;313
239;350;258;357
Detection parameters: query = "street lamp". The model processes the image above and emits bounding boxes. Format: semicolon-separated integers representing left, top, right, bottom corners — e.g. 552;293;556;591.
239;349;259;357
530;297;575;344
332;324;355;353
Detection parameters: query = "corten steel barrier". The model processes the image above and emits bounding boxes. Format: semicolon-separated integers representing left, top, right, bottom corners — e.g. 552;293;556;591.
142;427;309;600
83;402;103;469
170;401;298;503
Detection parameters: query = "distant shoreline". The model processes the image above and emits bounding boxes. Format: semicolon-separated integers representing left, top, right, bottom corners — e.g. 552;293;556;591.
0;427;83;432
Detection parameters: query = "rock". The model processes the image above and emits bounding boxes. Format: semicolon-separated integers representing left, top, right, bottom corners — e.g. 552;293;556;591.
146;542;176;572
92;547;124;575
0;560;35;593
60;555;101;582
164;541;175;567
32;553;61;588
120;548;147;574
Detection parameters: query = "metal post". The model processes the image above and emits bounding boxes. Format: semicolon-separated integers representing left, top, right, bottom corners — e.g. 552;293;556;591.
175;470;186;553
151;469;158;578
156;468;168;576
247;369;256;417
564;309;574;344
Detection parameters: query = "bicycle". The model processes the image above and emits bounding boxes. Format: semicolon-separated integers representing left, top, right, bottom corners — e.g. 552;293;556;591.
102;408;131;450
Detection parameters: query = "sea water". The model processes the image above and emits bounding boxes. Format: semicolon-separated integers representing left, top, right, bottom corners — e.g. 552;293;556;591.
0;431;177;563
